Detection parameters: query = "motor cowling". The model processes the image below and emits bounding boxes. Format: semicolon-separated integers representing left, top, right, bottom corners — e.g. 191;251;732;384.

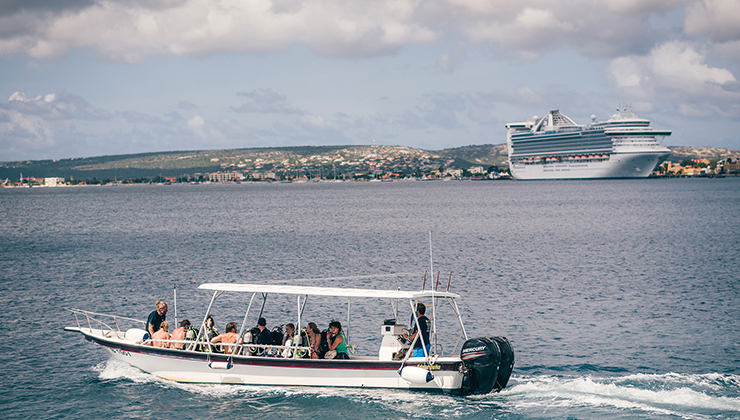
491;336;515;392
461;336;514;394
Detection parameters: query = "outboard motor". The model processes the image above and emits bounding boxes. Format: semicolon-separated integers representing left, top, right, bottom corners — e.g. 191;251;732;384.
460;336;514;394
491;336;515;391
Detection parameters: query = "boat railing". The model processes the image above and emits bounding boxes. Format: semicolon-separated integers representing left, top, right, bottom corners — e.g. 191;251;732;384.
144;338;314;358
65;307;146;338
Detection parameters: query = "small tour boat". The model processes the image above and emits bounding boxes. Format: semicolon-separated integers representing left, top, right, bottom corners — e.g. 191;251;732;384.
65;282;514;394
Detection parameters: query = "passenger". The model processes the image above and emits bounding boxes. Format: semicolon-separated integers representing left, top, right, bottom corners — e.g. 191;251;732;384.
326;320;350;359
151;320;170;348
280;323;296;358
171;319;191;350
211;322;242;354
144;301;168;340
255;317;272;355
205;315;219;341
283;323;295;345
402;303;430;357
306;322;321;359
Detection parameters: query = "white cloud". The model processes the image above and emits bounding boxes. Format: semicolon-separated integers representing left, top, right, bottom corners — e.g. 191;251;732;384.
608;41;740;117
187;115;205;131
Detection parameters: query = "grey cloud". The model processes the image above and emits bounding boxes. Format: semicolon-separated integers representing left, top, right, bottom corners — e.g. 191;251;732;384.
119;110;165;124
398;111;430;130
0;0;94;16
5;91;113;121
177;100;198;111
165;111;183;122
420;93;467;130
0;0;693;63
231;89;304;114
270;0;306;15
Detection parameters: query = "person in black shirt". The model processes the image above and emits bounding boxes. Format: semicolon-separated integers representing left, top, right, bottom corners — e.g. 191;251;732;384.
256;317;272;355
403;303;430;357
144;301;168;341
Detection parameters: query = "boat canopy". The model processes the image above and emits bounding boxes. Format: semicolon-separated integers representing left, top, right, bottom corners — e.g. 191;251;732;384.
198;283;460;300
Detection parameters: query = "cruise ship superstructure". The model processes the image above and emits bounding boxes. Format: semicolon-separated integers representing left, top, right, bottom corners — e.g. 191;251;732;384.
506;106;671;180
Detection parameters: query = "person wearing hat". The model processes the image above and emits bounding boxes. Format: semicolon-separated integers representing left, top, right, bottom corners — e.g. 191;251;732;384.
255;317;272;355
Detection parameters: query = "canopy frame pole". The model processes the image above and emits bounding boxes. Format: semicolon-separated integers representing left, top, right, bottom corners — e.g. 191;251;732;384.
432;291;437;358
230;292;257;359
193;290;220;352
346;297;351;350
257;293;268;320
294;294;302;356
450;298;468;341
409;298;430;360
174;285;178;329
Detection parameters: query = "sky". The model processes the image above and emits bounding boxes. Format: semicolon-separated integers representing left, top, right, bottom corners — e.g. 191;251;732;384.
1;0;739;161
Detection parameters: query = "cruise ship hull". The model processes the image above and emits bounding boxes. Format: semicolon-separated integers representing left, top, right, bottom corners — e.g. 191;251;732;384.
509;152;669;180
506;107;672;181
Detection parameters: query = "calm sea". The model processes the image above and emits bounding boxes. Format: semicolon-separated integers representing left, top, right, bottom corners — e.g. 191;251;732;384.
1;179;739;419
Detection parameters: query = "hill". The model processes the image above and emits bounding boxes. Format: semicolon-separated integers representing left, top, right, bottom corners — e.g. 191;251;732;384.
1;144;736;181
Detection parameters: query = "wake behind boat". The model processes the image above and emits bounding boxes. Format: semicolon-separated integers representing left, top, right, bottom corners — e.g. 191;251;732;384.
65;282;514;395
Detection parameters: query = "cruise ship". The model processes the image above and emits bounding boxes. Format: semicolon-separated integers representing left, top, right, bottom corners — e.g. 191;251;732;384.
505;105;671;180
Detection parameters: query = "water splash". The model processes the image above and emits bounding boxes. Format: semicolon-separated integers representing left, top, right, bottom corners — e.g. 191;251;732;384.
505;373;740;419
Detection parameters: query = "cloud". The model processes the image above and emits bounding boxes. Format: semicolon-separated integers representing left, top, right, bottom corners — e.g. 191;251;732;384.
186;115;205;131
231;89;304;114
603;0;688;15
685;0;740;42
120;110;165;124
429;0;664;58
0;0;688;62
0;0;435;62
177;100;198;110
608;40;740;117
0;0;95;17
5;90;112;120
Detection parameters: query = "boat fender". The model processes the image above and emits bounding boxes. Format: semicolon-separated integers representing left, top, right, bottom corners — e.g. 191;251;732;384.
208;361;232;370
125;328;148;343
399;366;434;384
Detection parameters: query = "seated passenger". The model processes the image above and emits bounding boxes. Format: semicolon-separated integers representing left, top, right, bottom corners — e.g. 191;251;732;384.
283;323;295;345
281;323;296;358
306;322;321;359
205;315;219;341
151;320;171;348
211;322;242;354
171;319;191;350
326;320;350;359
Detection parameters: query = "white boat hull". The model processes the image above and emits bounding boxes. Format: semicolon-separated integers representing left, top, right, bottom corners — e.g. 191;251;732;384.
72;327;465;392
509;152;669;180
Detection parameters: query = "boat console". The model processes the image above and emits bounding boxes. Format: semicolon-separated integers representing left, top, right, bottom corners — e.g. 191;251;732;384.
378;321;408;361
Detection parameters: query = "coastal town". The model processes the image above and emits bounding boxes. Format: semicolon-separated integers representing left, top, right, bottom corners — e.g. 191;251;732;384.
2;146;739;187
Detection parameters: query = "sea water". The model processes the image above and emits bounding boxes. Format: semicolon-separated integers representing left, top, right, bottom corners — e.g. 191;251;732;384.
1;178;739;419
